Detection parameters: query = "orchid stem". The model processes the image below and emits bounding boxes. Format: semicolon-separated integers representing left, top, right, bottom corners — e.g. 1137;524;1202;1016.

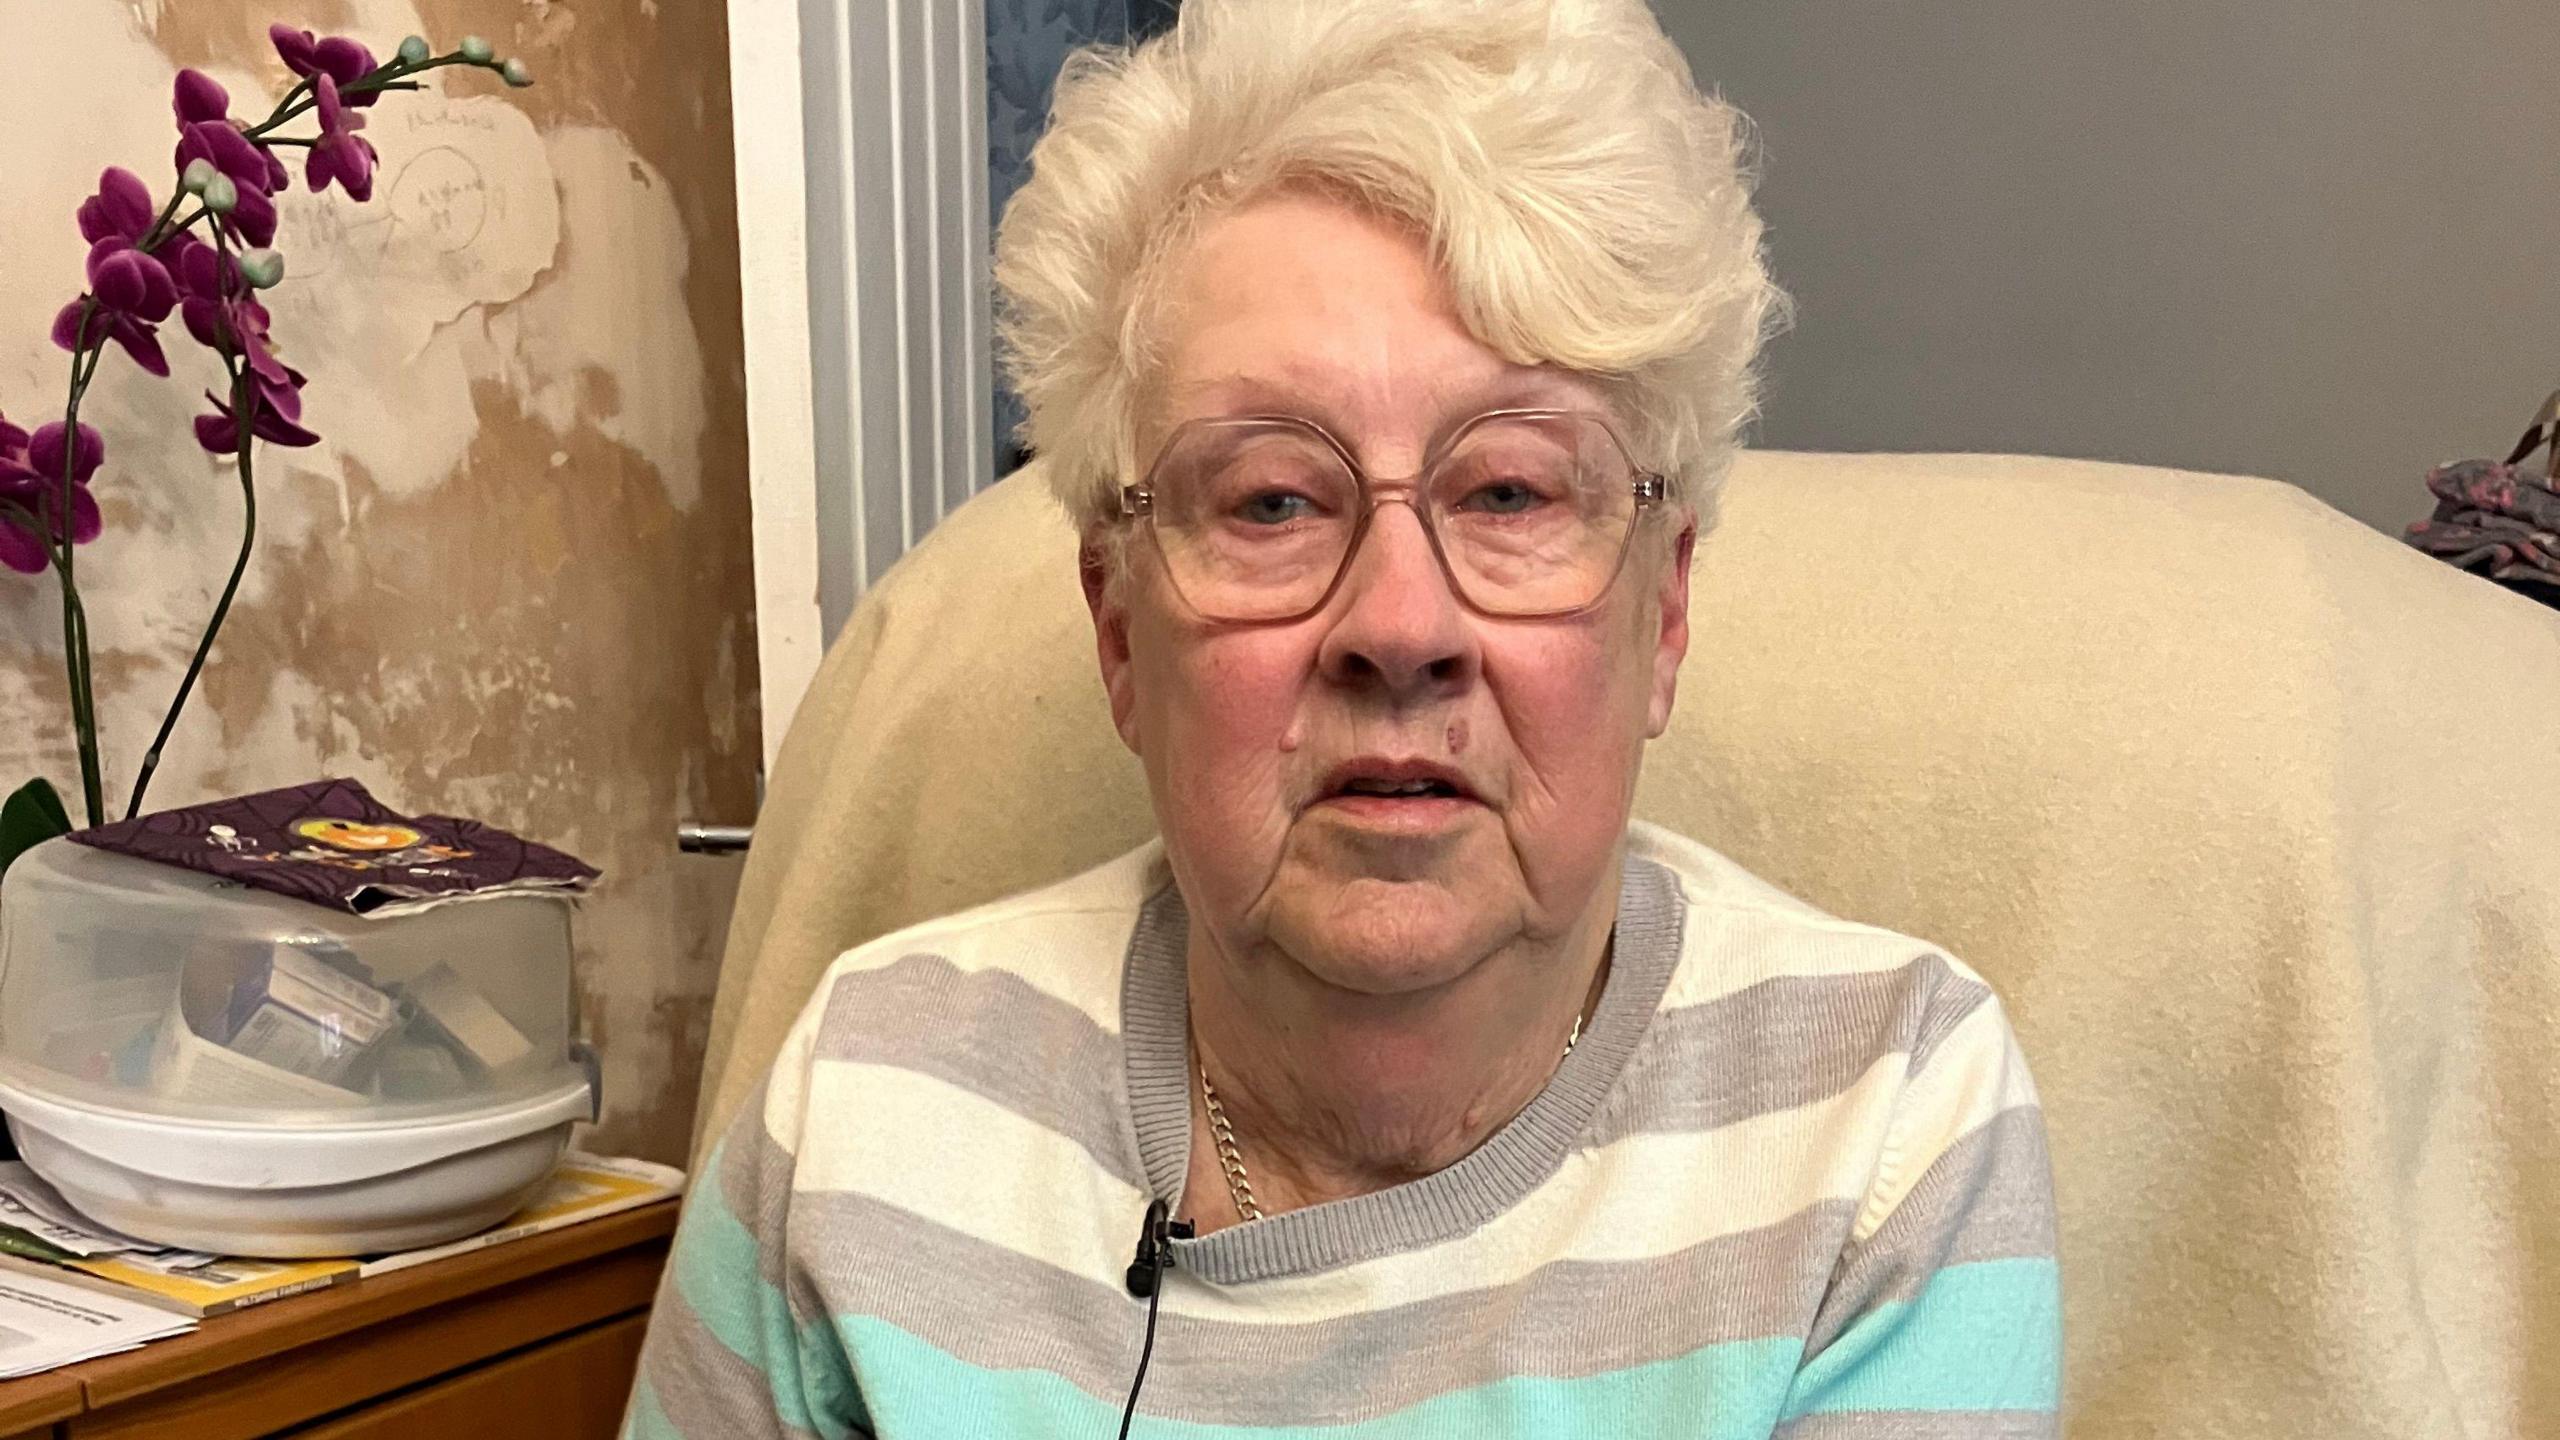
242;77;315;141
137;190;186;251
126;347;257;823
51;303;106;828
63;585;97;808
54;46;487;827
243;56;459;139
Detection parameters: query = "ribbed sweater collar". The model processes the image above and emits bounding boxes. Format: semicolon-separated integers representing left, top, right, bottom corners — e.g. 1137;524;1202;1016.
1119;853;1684;1284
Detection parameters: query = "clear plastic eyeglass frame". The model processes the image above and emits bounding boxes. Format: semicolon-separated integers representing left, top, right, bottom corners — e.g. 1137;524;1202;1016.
1116;407;1668;623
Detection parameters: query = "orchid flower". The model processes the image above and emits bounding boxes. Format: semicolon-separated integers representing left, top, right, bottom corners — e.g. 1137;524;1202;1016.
305;75;377;201
53;169;178;376
5;23;534;833
0;418;105;575
193;370;320;452
269;25;383;106
172;120;282;247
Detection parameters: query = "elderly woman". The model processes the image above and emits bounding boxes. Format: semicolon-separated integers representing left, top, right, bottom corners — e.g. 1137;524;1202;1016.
628;0;2058;1435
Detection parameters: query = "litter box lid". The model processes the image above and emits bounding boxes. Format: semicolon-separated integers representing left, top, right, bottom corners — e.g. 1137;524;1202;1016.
0;839;590;1132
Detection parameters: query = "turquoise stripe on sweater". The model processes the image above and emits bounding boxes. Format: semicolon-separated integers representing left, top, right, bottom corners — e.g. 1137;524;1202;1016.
1784;1258;2063;1418
670;1146;829;1435
625;835;2061;1439
623;1380;679;1440
832;1311;1804;1438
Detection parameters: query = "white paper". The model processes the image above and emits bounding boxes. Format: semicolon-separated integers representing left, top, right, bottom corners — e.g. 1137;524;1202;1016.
227;1004;372;1085
264;948;400;1034
145;995;368;1110
403;963;533;1072
0;1184;142;1258
111;1247;227;1275
0;1267;193;1378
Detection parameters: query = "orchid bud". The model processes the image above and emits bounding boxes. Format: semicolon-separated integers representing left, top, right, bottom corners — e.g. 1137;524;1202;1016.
397;35;431;66
202;173;238;214
237;249;285;289
181;158;218;195
458;34;493;63
500;58;533;88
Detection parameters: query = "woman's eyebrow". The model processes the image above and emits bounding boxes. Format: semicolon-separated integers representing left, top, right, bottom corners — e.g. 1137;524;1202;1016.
1450;370;1597;413
1162;371;1346;426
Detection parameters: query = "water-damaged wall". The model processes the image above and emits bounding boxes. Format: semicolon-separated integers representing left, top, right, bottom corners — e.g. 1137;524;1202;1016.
0;0;757;1163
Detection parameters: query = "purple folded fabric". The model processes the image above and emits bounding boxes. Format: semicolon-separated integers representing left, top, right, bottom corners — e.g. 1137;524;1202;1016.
2405;459;2560;602
70;777;598;916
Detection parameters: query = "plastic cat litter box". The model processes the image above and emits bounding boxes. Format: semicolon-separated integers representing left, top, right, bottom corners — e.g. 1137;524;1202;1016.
0;838;596;1258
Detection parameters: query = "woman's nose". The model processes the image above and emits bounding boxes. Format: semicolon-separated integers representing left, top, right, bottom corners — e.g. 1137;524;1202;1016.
1315;501;1479;698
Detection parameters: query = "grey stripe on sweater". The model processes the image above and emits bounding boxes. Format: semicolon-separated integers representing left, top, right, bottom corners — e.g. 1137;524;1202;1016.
701;1095;2053;1423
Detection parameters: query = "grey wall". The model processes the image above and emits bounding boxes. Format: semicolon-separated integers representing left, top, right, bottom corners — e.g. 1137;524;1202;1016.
1658;0;2560;534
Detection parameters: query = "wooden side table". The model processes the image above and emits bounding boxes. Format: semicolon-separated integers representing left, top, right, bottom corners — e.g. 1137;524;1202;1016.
0;1199;676;1440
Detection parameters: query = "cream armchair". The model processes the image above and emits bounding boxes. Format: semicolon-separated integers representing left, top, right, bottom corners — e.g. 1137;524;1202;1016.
694;450;2560;1439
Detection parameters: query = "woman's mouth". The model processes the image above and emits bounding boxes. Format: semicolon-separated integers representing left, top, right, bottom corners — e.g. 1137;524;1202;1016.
1311;761;1481;831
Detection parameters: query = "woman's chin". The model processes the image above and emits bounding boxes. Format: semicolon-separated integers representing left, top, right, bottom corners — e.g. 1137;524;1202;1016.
1285;799;1504;878
1267;872;1523;997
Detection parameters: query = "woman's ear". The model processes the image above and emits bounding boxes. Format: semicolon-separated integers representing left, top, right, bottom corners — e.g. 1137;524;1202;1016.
1645;516;1697;739
1082;539;1143;752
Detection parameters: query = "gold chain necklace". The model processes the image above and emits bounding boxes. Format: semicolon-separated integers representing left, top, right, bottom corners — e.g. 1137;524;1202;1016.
1196;1012;1584;1225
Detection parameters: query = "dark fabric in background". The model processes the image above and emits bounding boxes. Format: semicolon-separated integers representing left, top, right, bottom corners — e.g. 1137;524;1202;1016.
987;0;1181;477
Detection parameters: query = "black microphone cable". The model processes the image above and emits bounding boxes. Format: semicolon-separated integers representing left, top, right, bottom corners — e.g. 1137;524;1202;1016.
1118;1198;1193;1438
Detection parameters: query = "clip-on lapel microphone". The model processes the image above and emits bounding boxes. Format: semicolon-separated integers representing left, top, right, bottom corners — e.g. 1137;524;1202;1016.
1117;1198;1195;1437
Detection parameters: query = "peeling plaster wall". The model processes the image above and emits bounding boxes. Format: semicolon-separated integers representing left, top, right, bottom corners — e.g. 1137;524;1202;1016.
0;0;757;1163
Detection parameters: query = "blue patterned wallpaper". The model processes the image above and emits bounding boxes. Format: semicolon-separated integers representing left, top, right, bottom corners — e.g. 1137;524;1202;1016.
987;0;1178;473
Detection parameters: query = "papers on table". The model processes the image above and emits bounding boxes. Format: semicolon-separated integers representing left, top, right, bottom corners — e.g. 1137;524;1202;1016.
0;1164;218;1268
357;1152;684;1277
0;1150;684;1369
0;1267;193;1378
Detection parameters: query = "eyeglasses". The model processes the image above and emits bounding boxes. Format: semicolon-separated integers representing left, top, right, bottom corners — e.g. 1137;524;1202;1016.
1118;408;1666;623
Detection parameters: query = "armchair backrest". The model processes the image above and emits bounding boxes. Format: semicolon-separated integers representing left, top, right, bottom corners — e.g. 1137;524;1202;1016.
701;449;2560;1439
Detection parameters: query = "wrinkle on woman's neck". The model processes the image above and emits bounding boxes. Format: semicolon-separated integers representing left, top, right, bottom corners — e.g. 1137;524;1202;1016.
1182;896;1614;1215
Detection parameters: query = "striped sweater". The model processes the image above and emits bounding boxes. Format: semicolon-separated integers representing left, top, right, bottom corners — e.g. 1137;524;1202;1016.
625;823;2061;1438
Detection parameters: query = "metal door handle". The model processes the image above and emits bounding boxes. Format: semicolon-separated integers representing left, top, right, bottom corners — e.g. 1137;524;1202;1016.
678;822;754;854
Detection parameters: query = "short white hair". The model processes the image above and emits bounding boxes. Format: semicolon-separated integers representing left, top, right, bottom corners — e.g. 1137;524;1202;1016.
993;0;1784;536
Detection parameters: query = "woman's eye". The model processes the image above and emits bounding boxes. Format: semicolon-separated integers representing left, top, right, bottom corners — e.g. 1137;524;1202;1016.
1235;490;1317;525
1460;481;1546;515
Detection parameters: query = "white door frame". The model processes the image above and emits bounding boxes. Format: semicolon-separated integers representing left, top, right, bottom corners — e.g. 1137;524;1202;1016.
727;0;995;772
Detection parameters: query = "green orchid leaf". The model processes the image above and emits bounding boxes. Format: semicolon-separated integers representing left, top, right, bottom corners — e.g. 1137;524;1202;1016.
0;778;74;885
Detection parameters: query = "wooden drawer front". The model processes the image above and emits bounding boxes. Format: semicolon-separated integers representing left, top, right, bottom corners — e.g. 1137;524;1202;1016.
69;1246;665;1440
292;1313;647;1440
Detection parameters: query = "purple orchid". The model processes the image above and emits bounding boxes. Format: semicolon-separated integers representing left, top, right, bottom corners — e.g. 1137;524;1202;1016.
173;121;282;247
304;75;377;201
0;418;105;575
173;68;229;127
0;418;48;574
53;169;177;376
173;68;288;196
168;234;291;395
169;230;235;333
7;22;539;834
193;365;319;453
270;25;382;107
170;236;317;450
75;166;155;246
